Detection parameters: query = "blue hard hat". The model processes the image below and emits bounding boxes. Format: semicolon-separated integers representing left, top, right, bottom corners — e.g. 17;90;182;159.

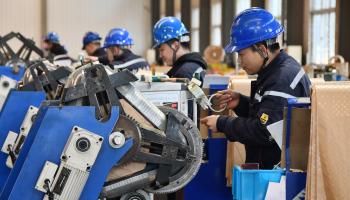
126;38;134;46
82;31;102;49
225;7;284;53
43;32;60;43
153;16;189;48
103;28;134;49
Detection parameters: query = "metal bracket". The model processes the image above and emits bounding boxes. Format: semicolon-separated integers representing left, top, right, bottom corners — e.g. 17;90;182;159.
62;64;125;119
1;131;18;155
18;61;71;100
35;161;58;193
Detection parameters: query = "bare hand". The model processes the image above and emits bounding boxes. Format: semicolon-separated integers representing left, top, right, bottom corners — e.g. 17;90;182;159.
212;89;240;110
84;56;98;63
200;115;220;133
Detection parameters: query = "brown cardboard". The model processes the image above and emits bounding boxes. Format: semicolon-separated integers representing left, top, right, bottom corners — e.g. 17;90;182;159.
306;82;350;200
281;108;311;171
310;78;325;85
225;141;246;186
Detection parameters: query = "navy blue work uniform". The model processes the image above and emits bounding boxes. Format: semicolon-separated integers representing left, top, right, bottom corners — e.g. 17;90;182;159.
167;52;207;83
92;48;106;58
216;50;311;169
110;49;149;71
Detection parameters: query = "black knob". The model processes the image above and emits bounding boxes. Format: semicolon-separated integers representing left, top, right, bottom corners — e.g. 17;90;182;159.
76;137;91;152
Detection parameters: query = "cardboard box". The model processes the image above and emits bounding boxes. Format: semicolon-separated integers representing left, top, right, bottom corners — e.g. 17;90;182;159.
306;82;350;199
281;108;311;171
225;141;246;186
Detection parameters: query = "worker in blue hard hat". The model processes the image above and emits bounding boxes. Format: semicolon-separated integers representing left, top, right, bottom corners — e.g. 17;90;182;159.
153;16;207;83
201;8;311;169
42;32;74;66
82;31;106;58
43;32;62;57
100;28;149;72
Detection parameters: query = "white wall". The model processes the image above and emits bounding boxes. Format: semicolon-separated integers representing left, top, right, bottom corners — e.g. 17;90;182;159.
0;0;151;59
46;0;151;58
0;0;42;51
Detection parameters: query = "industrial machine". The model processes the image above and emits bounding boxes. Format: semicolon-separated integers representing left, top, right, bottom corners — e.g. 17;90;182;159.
0;32;43;67
18;60;72;100
0;32;45;111
134;81;198;125
0;63;204;199
0;59;71;112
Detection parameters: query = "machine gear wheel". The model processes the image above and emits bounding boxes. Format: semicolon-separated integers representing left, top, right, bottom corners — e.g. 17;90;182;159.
143;106;203;194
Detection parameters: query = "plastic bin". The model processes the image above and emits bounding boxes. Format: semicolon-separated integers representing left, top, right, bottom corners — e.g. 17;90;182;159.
232;166;284;200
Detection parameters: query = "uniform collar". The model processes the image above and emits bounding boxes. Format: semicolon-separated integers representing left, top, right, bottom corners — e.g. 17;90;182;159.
167;52;207;77
257;50;288;78
114;49;132;60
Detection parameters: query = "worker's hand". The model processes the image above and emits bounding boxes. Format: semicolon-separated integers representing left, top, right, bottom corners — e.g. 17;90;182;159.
200;115;220;133
213;90;240;110
83;56;98;63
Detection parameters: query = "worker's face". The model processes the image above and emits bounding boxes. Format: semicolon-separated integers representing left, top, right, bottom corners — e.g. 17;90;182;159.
42;41;53;51
85;42;100;56
237;47;265;75
106;46;120;63
158;41;179;66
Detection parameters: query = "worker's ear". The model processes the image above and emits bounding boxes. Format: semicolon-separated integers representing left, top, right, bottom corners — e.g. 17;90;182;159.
113;46;120;55
171;40;180;50
47;42;53;49
257;44;268;58
260;44;269;54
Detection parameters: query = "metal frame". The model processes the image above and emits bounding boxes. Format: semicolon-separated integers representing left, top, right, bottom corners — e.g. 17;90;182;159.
0;32;43;66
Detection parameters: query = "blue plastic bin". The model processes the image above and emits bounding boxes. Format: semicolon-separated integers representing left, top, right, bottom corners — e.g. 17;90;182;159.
232;166;284;200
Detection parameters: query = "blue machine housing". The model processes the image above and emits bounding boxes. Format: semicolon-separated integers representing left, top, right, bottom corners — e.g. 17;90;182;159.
0;90;45;191
0;105;132;200
0;66;25;81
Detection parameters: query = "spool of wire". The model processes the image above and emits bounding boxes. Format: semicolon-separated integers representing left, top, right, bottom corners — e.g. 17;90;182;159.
208;93;227;113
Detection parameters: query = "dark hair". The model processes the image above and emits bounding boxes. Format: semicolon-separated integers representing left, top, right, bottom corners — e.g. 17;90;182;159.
167;34;191;50
180;41;191;49
253;38;280;53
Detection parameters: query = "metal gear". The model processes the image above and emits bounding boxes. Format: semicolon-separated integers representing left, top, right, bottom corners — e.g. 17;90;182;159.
113;115;142;165
103;107;203;196
143;106;203;194
120;190;151;200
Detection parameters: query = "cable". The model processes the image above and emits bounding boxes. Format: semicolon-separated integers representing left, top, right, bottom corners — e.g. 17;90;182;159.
208;93;227;113
7;144;16;165
44;179;54;200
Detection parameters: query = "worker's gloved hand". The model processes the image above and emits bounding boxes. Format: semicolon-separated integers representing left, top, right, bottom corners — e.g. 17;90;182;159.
214;90;240;110
200;115;219;133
